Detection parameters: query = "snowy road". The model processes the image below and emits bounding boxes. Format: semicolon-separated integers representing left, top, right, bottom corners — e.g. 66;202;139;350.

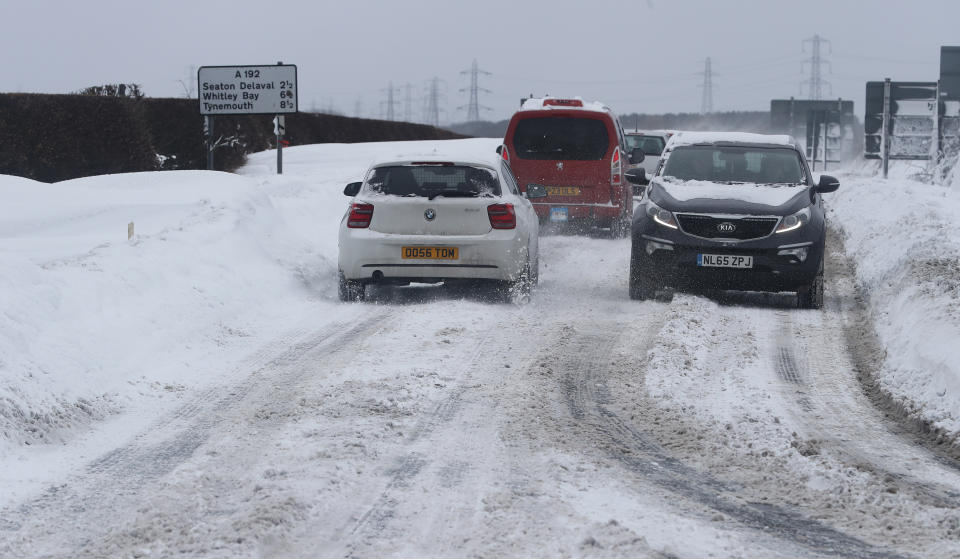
3;141;960;557
3;234;960;557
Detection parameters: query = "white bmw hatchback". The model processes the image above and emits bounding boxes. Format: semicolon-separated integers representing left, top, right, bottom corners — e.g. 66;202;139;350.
338;155;546;302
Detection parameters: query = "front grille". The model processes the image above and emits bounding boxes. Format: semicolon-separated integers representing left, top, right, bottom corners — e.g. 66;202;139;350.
676;214;778;240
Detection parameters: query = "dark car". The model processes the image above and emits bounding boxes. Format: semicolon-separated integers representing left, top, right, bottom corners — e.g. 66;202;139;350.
626;132;839;308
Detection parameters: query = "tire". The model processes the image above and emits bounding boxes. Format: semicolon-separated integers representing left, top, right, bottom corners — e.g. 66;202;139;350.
629;249;656;301
338;271;366;302
797;260;824;310
610;211;632;239
500;260;533;304
530;254;540;287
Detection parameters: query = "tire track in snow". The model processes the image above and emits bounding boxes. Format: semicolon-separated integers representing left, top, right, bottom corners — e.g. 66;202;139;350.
770;241;960;513
557;321;904;559
0;310;387;557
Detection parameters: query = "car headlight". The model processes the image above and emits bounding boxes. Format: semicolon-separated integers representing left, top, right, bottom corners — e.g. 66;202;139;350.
645;201;678;230
775;207;811;234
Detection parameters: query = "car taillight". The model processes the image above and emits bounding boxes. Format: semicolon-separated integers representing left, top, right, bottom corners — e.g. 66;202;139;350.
611;147;622;186
487;203;516;229
500;144;510;164
347;203;374;228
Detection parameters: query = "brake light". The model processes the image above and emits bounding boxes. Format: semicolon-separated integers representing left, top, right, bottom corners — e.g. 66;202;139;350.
347;203;374;228
611;147;622;186
487;203;516;229
500;144;510;164
542;99;584;107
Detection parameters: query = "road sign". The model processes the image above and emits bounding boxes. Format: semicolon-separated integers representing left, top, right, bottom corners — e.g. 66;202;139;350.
273;115;286;136
770;98;857;167
864;81;938;161
198;65;297;115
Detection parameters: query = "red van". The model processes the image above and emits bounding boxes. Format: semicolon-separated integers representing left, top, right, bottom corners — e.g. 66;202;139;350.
500;98;640;236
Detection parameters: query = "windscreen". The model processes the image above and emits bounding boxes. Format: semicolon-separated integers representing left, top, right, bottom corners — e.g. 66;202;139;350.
365;165;501;197
512;117;610;160
661;146;805;184
626;135;665;156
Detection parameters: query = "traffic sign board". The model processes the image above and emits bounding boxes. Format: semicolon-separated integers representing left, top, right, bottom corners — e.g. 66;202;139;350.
198;65;297;115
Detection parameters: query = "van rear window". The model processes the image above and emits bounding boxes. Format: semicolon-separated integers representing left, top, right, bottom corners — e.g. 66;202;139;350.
512;117;610;161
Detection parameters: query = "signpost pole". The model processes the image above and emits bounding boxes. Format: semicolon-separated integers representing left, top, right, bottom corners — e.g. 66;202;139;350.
882;78;891;179
933;80;942;182
811;114;818;172
822;112;828;171
204;115;214;171
273;115;285;175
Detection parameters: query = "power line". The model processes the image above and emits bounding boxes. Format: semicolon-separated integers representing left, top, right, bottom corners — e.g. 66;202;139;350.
423;77;443;127
699;57;715;114
403;83;414;123
801;34;832;100
380;82;400;121
458;59;491;122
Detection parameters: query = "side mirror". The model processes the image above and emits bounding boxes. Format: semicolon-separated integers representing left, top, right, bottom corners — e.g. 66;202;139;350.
815;175;840;193
625;168;648;186
525;184;548;199
495;145;503;155
628;148;645;165
343;182;362;196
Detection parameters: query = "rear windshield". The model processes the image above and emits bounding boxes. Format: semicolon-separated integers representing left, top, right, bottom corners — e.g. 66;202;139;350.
661;146;805;184
626;135;665;156
512;117;610;161
365;165;501;198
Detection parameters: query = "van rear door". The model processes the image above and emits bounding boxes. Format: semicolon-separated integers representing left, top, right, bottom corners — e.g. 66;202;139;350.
507;114;613;205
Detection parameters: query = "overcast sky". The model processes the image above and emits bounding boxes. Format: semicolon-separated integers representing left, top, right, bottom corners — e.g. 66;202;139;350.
2;0;958;123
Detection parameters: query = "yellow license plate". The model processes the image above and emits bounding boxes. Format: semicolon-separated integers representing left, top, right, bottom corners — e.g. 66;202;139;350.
547;186;581;196
401;246;459;260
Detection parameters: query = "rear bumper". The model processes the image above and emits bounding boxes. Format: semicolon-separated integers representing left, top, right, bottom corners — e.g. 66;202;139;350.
532;201;624;226
339;229;527;283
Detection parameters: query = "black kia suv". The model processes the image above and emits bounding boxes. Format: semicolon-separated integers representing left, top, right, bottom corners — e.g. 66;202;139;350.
626;132;839;309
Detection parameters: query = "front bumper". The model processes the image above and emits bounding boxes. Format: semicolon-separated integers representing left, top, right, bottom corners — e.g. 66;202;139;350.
632;224;824;292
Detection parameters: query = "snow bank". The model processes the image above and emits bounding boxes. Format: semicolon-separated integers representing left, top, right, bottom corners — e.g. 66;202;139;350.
0;170;336;456
830;168;960;437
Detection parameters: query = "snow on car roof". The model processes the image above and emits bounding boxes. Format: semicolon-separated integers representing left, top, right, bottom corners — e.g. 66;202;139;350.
666;131;798;150
518;97;610;114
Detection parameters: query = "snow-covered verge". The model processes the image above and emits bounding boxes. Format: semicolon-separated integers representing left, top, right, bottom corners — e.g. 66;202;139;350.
828;163;960;439
0;171;332;452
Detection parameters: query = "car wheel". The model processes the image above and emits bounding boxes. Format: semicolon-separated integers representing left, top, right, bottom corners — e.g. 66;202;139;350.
629;251;656;301
797;260;824;310
338;271;366;302
530;254;540;287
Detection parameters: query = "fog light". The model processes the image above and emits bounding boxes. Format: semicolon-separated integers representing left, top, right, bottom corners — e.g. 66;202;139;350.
777;246;809;262
646;240;674;255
